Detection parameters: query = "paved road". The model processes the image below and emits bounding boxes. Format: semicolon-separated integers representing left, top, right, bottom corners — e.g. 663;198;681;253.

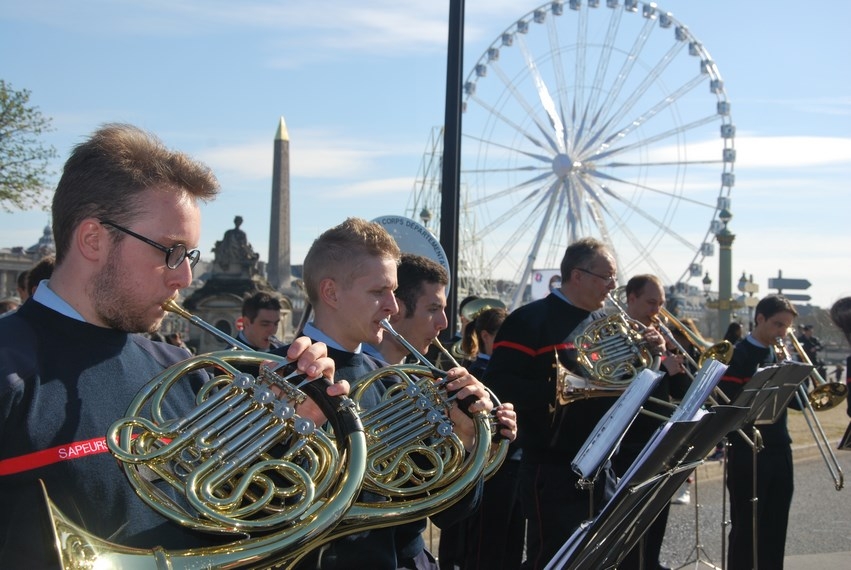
660;446;851;569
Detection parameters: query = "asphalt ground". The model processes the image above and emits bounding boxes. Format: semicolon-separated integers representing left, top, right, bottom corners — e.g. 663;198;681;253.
661;400;851;570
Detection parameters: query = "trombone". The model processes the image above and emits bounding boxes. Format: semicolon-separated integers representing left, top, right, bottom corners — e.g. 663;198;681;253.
775;334;845;490
785;331;848;411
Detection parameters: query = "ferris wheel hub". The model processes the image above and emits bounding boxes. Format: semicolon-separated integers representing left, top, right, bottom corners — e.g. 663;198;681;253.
552;153;584;178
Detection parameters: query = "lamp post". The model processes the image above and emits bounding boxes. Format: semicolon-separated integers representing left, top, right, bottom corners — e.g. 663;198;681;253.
715;207;736;336
419;207;432;229
738;271;759;331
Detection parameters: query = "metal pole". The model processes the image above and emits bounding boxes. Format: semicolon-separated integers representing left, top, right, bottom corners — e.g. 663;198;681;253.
440;0;465;340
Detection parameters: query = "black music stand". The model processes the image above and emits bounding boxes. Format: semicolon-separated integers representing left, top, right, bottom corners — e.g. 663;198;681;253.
546;406;749;570
839;421;851;451
546;362;808;570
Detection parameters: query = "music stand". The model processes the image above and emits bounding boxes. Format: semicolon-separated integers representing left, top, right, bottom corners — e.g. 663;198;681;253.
546;406;749;570
546;362;809;570
571;369;664;484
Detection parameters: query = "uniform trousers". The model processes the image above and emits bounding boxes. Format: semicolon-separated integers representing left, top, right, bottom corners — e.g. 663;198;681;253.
725;442;794;570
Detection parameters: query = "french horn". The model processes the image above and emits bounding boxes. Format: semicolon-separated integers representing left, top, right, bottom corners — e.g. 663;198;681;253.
45;301;368;570
556;309;662;406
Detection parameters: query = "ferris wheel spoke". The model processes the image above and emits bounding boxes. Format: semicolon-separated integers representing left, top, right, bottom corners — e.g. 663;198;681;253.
596;73;706;153
517;35;566;153
463;132;554;165
592;113;721;162
466;93;558;155
585;43;690;154
466;171;554;209
588;167;715;209
583;7;624;125
544;14;574;152
584;16;656;146
510;179;563;308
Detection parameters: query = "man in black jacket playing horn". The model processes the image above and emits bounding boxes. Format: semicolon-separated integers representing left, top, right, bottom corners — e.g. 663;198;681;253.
484;237;664;569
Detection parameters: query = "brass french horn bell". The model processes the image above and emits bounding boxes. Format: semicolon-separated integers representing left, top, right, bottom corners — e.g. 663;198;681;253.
451;298;507;360
461;298;507;324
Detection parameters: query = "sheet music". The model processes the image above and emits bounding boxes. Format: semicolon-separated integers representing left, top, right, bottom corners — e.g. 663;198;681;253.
571;369;663;479
669;359;727;423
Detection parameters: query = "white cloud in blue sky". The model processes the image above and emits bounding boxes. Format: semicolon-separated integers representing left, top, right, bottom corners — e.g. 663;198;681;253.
1;0;849;309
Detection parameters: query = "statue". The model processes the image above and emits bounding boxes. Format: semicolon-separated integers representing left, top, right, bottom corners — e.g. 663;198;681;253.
213;216;260;276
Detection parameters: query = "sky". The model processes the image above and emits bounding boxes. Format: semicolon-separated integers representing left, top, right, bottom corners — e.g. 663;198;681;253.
1;0;849;310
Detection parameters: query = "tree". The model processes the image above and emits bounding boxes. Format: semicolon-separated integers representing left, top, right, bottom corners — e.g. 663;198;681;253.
0;80;58;212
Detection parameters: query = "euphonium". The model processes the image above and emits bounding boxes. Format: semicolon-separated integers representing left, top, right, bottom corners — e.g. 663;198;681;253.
45;301;368;570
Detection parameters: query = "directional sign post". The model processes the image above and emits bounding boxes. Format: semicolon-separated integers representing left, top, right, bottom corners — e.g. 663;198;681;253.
768;270;812;301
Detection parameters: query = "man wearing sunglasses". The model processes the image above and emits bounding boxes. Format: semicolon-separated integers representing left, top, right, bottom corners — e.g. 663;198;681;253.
0;123;341;567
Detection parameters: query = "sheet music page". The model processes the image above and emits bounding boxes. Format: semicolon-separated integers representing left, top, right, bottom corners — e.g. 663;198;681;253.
670;359;727;423
571;369;663;479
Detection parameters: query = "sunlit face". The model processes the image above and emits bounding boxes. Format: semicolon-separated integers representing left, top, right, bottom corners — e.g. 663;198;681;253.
92;188;199;333
753;310;795;347
330;255;399;351
571;253;617;311
627;281;665;326
391;281;449;354
244;308;281;350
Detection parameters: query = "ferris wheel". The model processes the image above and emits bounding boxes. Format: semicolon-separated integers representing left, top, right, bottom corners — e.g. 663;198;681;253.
456;0;735;308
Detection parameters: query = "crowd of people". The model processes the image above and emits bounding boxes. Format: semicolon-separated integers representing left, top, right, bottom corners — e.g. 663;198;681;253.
1;122;848;570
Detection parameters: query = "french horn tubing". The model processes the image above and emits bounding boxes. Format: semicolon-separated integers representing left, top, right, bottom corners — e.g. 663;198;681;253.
284;319;495;563
556;292;662;406
45;300;368;570
429;335;510;481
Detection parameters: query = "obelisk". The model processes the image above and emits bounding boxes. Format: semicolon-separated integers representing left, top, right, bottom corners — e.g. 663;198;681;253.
268;117;291;291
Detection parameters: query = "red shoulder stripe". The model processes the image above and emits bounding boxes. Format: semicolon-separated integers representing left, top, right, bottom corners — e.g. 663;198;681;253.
720;374;749;385
493;341;573;357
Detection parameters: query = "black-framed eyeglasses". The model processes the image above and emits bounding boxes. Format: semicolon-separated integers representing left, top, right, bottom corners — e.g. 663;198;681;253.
100;220;200;269
575;267;617;286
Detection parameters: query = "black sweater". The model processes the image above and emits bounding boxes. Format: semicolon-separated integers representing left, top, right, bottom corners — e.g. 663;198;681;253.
0;300;217;567
273;343;482;570
483;293;616;465
718;338;800;448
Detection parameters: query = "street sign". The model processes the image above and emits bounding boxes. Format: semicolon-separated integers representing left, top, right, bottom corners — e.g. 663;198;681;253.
783;293;812;301
783;293;812;302
768;277;811;290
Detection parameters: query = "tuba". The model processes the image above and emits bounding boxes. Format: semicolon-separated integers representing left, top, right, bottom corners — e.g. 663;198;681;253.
46;300;368;569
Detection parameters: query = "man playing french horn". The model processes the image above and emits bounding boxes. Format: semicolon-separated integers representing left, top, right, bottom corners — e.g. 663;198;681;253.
484;237;665;570
0;124;343;568
273;218;497;570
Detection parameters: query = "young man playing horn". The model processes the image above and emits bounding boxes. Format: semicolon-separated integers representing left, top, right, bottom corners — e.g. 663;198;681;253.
484;238;665;570
0;124;340;567
237;290;285;351
275;218;495;570
718;294;800;570
369;253;519;570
